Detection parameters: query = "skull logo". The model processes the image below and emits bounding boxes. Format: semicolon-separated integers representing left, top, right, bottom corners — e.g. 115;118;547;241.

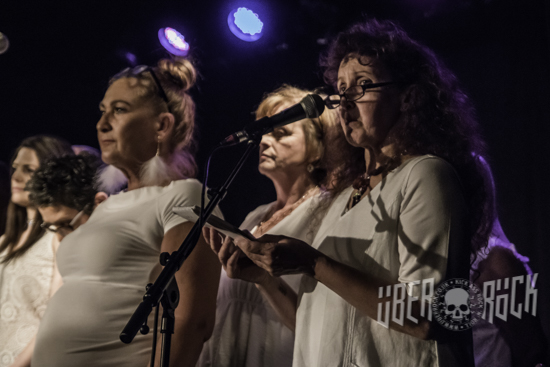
444;288;470;321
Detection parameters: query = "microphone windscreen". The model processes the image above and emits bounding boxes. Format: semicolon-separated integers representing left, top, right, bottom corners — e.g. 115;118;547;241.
301;94;325;119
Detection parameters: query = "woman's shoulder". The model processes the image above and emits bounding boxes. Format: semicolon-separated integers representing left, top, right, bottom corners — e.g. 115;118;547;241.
240;202;276;230
102;179;202;209
402;154;455;173
398;155;460;186
153;178;204;209
161;178;202;196
249;202;277;216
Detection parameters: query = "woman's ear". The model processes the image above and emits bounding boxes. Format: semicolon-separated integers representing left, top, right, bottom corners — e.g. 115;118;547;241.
156;113;175;142
400;85;415;112
94;192;108;208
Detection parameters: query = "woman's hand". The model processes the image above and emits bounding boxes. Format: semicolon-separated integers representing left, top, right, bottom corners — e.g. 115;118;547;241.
234;234;322;277
202;227;270;284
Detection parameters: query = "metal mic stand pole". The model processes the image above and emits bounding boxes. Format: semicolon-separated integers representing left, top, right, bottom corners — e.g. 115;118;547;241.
120;136;262;367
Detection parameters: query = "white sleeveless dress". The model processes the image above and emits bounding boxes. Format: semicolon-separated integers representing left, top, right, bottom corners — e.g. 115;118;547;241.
197;193;326;367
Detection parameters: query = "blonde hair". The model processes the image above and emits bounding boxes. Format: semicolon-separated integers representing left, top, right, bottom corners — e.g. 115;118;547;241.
255;84;338;185
109;58;198;179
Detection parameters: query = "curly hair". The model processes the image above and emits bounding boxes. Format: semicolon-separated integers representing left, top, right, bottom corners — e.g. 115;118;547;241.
27;155;100;215
320;19;494;256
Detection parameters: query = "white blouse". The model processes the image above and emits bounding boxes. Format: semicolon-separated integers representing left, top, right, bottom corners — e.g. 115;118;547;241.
294;156;471;367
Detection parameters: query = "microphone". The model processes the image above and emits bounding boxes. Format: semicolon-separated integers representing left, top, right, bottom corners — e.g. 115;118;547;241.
220;94;325;146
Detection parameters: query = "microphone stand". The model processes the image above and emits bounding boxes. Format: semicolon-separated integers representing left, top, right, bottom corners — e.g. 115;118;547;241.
120;135;262;367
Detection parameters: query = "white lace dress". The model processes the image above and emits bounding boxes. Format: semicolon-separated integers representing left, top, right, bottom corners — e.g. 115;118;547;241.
0;231;56;367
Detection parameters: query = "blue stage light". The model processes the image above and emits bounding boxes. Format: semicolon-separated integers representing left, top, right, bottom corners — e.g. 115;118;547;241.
158;27;189;56
228;7;263;42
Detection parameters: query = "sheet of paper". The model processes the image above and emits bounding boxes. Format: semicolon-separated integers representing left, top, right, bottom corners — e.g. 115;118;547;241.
173;206;255;240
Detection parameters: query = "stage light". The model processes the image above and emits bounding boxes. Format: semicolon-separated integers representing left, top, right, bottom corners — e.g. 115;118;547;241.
228;7;263;42
158;27;189;56
125;52;137;65
0;32;10;54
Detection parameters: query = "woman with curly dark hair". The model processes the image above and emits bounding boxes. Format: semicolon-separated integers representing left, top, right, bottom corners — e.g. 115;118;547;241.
205;19;494;367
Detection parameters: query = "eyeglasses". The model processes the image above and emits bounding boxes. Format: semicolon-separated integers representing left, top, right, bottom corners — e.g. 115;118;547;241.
112;65;172;113
324;82;399;109
41;208;87;234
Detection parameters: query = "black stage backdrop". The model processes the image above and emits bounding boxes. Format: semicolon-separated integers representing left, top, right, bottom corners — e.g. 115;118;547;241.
1;0;549;360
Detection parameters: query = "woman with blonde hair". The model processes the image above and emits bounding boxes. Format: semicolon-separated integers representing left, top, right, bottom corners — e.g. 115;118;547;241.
197;85;339;367
32;58;221;367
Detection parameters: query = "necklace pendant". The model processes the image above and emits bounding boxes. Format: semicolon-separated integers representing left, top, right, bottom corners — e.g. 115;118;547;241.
351;190;363;208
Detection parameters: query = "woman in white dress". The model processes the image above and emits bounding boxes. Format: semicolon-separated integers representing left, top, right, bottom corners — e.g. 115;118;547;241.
32;58;221;367
0;135;73;367
198;85;339;367
471;157;547;367
211;19;496;367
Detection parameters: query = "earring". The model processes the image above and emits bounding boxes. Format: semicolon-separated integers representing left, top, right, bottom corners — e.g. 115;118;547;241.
307;164;314;173
140;135;171;186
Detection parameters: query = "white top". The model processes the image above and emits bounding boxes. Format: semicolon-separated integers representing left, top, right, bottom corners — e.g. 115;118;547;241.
294;156;471;367
32;179;218;367
197;193;326;367
0;231;56;367
470;236;531;367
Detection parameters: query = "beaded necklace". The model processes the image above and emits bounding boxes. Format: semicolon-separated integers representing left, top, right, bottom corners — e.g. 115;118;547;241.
350;166;386;208
254;186;319;237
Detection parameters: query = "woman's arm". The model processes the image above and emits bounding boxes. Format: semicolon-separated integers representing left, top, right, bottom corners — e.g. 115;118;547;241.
151;222;221;367
254;274;298;331
236;236;432;339
49;235;63;297
9;337;35;367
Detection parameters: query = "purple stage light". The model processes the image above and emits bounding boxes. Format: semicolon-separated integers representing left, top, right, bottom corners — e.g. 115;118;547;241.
125;52;137;65
228;7;263;42
158;27;189;56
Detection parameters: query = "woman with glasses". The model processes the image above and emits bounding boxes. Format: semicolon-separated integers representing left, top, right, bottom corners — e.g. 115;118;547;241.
32;58;221;367
210;19;495;366
0;135;73;367
198;85;340;367
27;154;105;242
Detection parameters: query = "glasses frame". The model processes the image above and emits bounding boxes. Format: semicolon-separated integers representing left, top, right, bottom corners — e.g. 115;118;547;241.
40;207;87;234
325;81;399;109
113;65;172;113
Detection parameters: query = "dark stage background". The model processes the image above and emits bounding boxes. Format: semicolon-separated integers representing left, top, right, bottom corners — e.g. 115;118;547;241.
1;0;549;359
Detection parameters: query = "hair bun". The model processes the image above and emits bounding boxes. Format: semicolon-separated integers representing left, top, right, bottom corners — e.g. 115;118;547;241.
157;57;196;93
